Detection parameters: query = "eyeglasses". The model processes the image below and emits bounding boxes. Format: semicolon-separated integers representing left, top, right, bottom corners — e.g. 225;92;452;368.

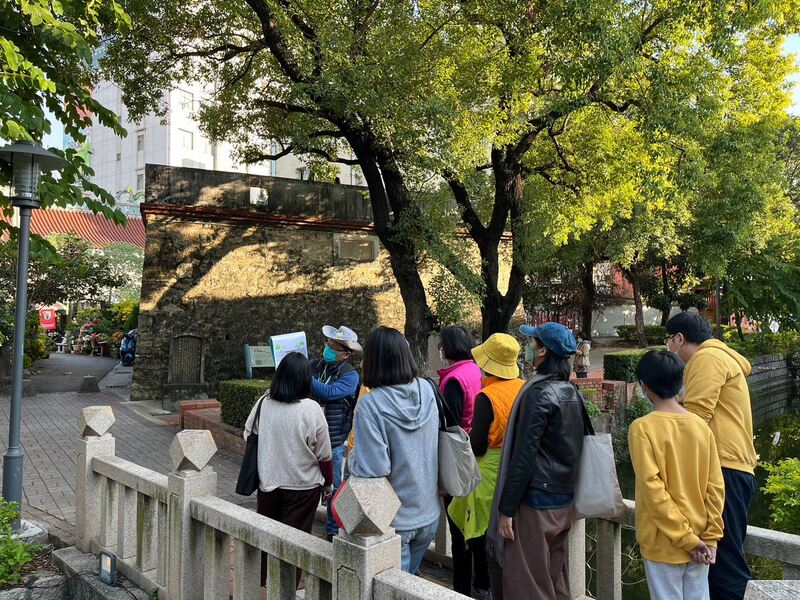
664;334;678;344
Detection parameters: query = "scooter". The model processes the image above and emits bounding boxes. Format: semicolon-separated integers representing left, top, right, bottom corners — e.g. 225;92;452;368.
120;330;137;366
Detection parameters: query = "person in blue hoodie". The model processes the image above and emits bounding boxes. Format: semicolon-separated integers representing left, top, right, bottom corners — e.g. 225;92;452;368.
348;326;440;574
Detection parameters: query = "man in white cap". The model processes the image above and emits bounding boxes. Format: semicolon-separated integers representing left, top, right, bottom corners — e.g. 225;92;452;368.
310;325;362;541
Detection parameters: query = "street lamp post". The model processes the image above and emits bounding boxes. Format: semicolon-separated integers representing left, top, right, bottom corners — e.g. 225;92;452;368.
0;141;67;530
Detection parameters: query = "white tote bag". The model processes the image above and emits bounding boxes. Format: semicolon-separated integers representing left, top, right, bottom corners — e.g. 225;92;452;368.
425;379;481;497
573;393;625;519
438;425;482;497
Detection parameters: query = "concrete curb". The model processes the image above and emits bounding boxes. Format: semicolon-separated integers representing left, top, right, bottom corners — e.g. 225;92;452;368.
51;547;149;600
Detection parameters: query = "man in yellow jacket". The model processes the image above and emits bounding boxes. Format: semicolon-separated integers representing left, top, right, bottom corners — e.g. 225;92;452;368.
665;312;757;600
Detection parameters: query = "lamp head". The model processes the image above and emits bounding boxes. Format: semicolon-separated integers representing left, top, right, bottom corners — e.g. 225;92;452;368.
0;141;69;208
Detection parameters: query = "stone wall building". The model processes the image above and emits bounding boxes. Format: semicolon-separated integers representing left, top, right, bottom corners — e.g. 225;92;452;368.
134;165;427;408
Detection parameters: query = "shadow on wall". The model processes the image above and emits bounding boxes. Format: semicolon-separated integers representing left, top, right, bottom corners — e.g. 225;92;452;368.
131;286;386;407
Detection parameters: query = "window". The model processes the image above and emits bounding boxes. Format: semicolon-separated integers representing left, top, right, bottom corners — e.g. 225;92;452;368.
136;171;145;191
136;132;144;152
296;166;311;181
116;152;121;162
178;90;194;112
178;129;193;149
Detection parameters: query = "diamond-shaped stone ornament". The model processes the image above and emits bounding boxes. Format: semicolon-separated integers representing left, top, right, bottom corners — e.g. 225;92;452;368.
332;477;400;535
79;406;115;437
170;430;217;471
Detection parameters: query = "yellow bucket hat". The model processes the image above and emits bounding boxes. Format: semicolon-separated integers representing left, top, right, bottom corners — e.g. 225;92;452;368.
471;333;520;379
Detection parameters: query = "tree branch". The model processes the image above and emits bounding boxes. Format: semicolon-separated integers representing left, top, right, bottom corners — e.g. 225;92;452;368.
245;0;309;83
303;148;361;165
444;172;486;237
253;99;320;115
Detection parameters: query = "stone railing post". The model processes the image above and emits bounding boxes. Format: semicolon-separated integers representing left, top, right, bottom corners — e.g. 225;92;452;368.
166;430;217;600
76;406;116;553
331;477;402;600
567;518;586;600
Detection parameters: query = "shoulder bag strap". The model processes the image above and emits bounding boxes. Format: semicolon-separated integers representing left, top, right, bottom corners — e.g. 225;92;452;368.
573;384;596;436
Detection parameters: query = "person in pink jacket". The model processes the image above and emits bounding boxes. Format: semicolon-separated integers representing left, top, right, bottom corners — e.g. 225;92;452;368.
437;325;487;598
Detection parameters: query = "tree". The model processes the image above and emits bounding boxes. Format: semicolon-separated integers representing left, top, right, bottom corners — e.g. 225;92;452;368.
0;233;125;307
101;0;800;361
0;0;130;222
102;242;144;301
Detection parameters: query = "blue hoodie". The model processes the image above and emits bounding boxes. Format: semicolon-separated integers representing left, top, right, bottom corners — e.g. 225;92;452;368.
348;377;440;531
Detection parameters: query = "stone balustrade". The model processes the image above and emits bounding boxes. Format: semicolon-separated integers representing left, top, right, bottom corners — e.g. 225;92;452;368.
76;406;800;600
577;499;800;600
75;406;471;600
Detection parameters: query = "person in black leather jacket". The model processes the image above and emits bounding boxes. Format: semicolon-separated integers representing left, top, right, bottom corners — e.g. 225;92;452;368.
497;322;585;600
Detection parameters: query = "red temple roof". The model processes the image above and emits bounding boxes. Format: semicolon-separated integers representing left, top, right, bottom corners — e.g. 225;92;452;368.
3;208;146;249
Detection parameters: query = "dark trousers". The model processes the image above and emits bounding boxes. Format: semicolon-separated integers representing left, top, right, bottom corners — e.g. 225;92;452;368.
257;487;321;586
709;468;757;600
444;497;490;595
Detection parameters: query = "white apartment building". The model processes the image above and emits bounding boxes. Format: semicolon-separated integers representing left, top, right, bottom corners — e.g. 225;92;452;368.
88;81;364;200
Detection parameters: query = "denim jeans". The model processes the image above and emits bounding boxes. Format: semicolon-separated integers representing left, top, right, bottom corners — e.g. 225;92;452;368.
325;443;346;535
398;518;439;574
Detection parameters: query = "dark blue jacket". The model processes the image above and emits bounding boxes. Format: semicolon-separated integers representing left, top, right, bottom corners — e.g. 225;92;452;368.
310;359;360;448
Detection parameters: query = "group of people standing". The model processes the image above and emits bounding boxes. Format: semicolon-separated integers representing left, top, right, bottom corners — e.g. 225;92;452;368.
243;311;757;600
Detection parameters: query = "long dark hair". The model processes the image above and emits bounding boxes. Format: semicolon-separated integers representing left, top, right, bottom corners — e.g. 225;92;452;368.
269;352;312;403
362;326;419;388
534;337;572;381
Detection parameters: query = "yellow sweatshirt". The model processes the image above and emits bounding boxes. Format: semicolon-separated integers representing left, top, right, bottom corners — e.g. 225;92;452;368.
629;412;725;564
683;339;756;475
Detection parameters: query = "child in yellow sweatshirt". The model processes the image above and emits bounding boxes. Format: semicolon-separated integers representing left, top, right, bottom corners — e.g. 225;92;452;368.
629;350;725;600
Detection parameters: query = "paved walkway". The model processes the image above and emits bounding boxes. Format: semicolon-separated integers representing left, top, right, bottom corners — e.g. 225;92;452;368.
29;353;118;394
0;389;254;525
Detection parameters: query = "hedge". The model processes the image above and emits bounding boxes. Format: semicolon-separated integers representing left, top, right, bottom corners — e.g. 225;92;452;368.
219;379;270;429
604;347;665;382
614;325;667;345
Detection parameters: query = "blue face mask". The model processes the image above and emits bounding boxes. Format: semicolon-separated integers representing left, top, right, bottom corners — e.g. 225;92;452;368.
524;344;535;362
323;346;339;364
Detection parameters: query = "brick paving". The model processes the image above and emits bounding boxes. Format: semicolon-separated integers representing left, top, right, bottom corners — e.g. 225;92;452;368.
0;390;255;526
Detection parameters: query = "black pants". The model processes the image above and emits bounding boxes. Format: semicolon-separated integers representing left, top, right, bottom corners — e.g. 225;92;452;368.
709;468;757;600
257;487;321;586
444;496;490;595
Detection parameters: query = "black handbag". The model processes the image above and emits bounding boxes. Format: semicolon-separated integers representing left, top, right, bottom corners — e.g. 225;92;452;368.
235;394;267;496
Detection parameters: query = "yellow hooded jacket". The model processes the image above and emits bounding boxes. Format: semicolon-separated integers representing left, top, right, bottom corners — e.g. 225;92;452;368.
683;339;757;475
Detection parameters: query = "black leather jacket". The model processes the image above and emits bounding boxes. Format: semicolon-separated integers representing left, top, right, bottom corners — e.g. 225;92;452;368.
498;376;586;516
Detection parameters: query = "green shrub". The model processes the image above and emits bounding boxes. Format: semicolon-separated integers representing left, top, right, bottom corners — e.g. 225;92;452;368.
0;499;37;587
613;394;652;464
604;347;665;382
614;325;667;345
219;379;270;429
577;387;601;418
761;458;800;533
727;332;800;358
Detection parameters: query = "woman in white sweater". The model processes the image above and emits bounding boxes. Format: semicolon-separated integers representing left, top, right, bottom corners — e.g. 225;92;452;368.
243;351;333;586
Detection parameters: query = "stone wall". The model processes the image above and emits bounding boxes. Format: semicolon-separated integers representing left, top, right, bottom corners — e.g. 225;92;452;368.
133;165;517;408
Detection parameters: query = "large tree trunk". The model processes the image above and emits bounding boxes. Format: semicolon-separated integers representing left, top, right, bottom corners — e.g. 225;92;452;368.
355;143;433;370
660;261;671;326
478;158;526;339
580;261;595;339
626;267;648;348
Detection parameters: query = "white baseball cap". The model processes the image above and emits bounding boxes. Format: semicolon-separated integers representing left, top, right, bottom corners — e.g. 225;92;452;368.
322;325;362;353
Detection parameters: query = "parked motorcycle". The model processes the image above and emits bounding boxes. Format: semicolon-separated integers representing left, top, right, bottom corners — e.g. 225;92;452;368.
120;330;137;366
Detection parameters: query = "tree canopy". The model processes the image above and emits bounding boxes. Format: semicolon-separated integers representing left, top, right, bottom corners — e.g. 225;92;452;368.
0;0;130;224
100;0;800;353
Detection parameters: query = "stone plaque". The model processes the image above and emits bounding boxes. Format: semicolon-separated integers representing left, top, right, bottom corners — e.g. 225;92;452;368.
170;335;203;383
